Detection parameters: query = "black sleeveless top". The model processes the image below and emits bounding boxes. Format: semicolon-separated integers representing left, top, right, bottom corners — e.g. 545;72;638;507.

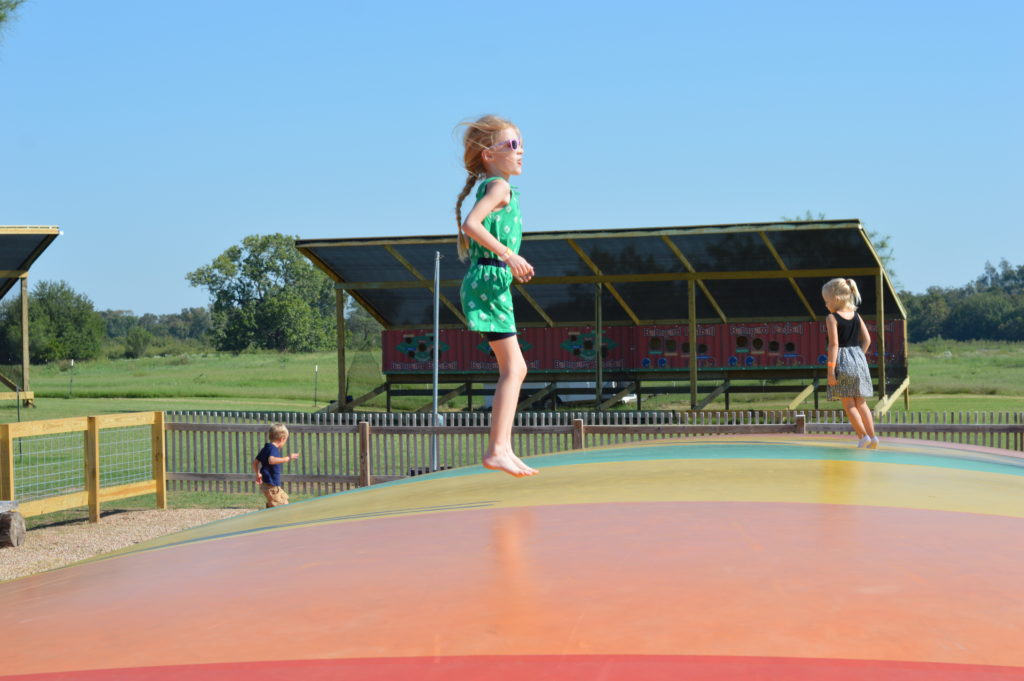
833;312;861;347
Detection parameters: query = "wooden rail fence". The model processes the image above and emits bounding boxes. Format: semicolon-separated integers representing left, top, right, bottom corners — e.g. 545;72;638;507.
166;416;809;492
0;412;166;521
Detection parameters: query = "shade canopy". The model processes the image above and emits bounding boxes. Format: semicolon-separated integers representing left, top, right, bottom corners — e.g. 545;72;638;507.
297;220;904;329
0;226;60;301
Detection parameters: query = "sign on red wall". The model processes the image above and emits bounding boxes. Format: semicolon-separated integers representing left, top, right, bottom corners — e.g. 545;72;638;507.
382;321;905;374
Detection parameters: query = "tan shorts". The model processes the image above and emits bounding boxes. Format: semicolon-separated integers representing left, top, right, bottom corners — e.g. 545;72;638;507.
259;483;289;508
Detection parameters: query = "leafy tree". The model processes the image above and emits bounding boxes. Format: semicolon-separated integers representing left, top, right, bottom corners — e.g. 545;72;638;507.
100;309;138;339
943;291;1018;341
186;234;336;352
125;326;153;358
901;287;950;342
901;260;1024;341
0;280;104;363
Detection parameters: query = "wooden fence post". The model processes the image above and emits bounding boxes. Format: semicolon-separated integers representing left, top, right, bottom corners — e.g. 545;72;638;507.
794;413;806;434
0;424;13;501
358;421;371;487
152;411;167;509
86;417;100;523
572;419;585;451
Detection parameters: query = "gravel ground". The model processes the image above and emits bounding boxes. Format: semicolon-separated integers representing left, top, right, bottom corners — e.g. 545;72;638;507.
0;508;253;583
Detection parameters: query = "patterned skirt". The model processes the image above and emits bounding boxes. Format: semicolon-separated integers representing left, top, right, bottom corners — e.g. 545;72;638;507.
827;346;874;400
459;263;516;334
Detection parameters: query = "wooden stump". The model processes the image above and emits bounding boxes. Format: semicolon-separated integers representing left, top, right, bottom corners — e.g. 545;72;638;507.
0;511;26;548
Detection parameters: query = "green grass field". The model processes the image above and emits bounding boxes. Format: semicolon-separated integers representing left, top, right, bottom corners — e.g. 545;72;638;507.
3;340;1023;422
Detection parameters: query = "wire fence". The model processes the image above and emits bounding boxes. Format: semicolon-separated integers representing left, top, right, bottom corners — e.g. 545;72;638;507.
99;425;154;488
12;430;85;502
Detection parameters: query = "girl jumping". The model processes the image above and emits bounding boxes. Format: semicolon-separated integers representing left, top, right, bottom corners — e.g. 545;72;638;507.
455;115;538;477
822;278;878;448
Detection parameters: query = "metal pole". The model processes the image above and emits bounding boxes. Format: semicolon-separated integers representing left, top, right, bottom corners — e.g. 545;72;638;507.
313;364;319;409
595;283;603;408
431;251;442;471
69;358;74;398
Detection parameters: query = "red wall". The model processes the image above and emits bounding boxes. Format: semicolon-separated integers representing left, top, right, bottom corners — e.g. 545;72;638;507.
382;321;906;374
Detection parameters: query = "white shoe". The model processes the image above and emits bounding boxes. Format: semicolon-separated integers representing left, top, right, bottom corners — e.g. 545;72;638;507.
867;437;879;449
857;435;871;448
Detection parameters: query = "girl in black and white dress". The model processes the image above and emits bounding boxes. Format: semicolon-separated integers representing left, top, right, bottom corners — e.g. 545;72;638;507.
822;278;878;448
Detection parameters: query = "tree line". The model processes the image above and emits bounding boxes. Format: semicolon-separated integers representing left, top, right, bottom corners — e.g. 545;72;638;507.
900;260;1024;342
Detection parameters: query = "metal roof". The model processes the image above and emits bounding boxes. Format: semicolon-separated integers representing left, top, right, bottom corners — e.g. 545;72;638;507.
0;227;60;301
297;220;904;329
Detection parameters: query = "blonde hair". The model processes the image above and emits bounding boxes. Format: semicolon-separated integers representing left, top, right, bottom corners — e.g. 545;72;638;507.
268;423;288;442
453;114;520;261
822;278;862;309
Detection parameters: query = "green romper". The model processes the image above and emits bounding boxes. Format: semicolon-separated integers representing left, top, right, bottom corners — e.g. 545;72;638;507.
459;177;522;335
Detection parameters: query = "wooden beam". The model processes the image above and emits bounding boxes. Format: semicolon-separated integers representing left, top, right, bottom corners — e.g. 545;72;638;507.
20;276;29;394
7;417;89;438
0;391;33;402
694;380;731;410
331;267;884;290
384;245;467;325
857;227;908;320
759;231;817;320
152;411;167;510
787;383;816;410
415;383;468;413
517;382;558;411
0;424;12;501
874;376;910;416
568;239;641;326
336;289;347;409
660;236;727;322
688;279;697;410
877;272;887;400
342;383;388;411
0;270;27;278
0;226;60;235
600;382;637;410
85;417;100;523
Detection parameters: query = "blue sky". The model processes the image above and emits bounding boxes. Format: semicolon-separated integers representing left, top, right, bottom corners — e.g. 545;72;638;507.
1;1;1021;314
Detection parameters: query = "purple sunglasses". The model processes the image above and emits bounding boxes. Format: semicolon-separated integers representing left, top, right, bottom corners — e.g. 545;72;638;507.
487;137;522;152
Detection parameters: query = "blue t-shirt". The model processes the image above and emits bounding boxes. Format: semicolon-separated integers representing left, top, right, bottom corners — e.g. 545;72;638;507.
256;442;283;487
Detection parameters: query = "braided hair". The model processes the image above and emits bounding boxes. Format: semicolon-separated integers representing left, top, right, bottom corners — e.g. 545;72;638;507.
454;114;520;261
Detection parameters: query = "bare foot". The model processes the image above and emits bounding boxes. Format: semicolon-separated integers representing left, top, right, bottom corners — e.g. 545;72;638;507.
482;447;538;477
508;451;539;475
483;451;530;477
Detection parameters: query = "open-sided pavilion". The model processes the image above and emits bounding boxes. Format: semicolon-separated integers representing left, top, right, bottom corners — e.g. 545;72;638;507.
297;219;907;412
0;226;61;405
